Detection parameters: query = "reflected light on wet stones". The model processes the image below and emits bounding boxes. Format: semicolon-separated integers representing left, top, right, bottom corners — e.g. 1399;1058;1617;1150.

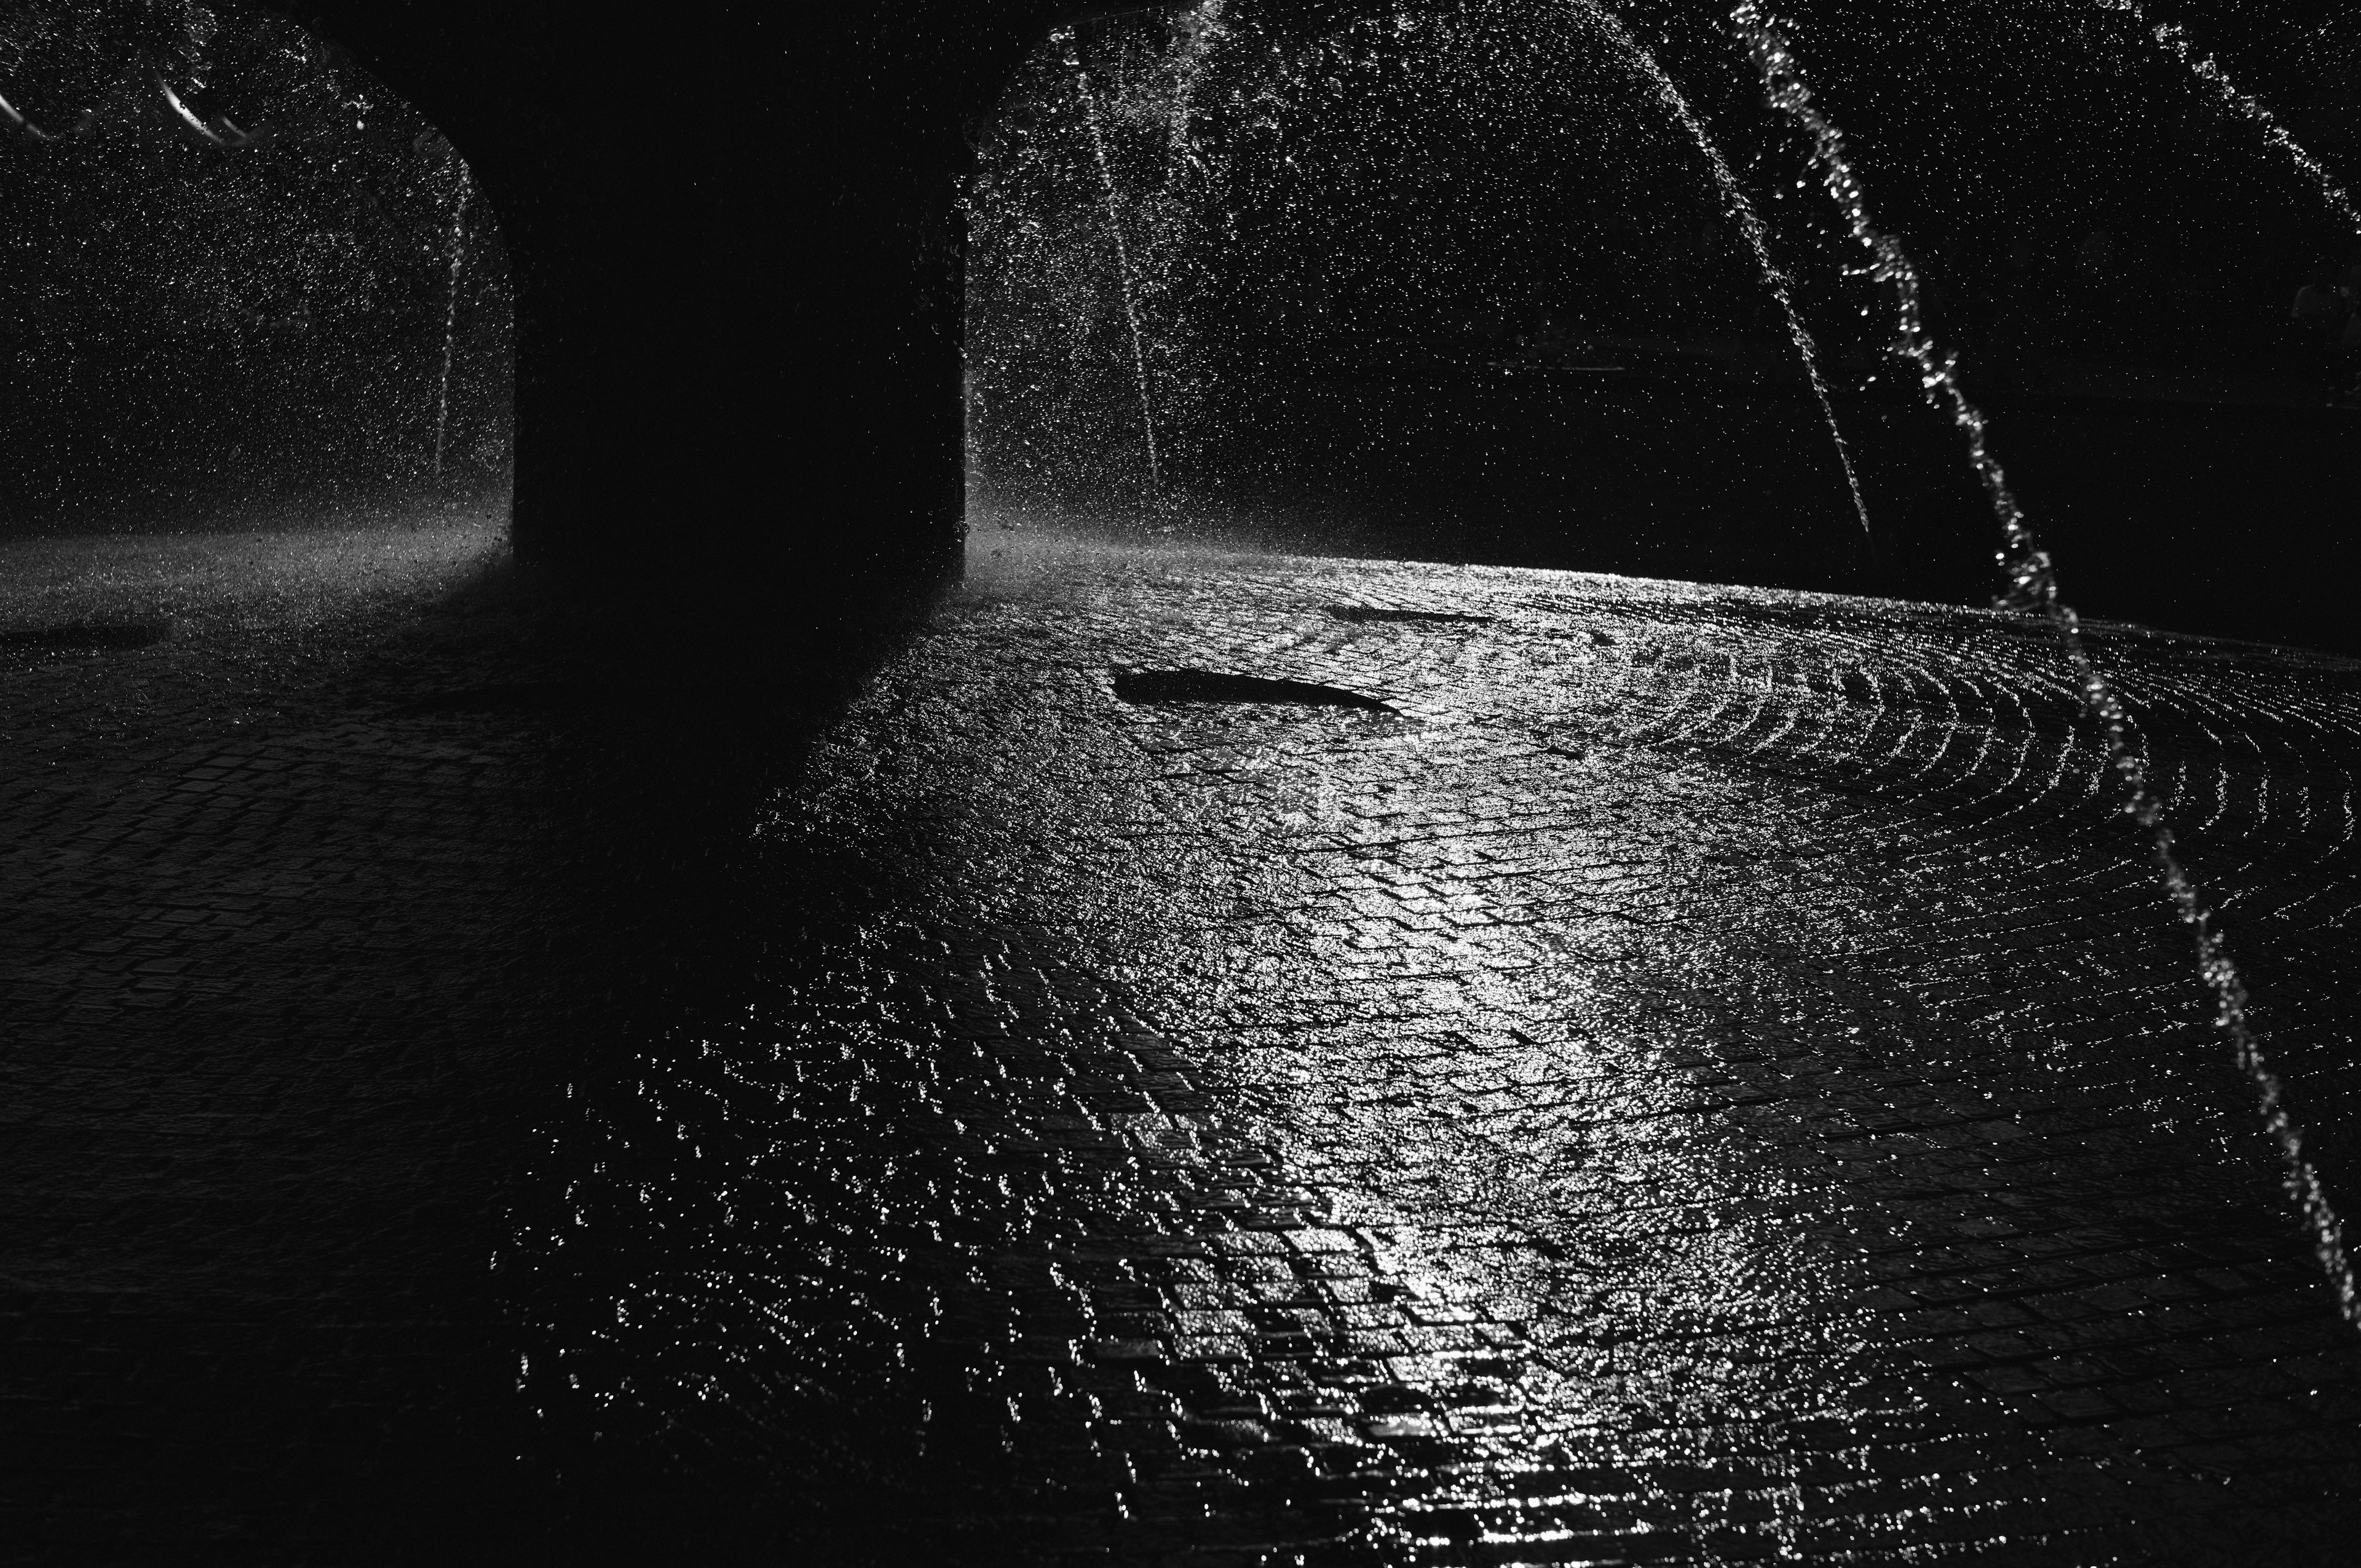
519;530;2361;1560
516;0;2361;1559
22;0;2361;1560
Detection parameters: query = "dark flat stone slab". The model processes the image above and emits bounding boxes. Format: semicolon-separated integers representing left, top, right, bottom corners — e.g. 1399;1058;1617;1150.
1113;668;1393;710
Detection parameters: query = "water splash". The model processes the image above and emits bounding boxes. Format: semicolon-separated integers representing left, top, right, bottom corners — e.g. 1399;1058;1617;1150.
1060;26;1165;498
1579;1;1872;540
431;157;470;478
1733;0;2358;1329
1166;0;1231;180
2098;0;2361;231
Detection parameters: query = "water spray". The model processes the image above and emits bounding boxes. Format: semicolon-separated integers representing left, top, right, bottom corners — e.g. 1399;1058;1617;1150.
431;156;471;479
1166;0;1231;180
1734;0;2358;1330
2098;0;2361;232
1061;25;1166;502
1582;1;1872;540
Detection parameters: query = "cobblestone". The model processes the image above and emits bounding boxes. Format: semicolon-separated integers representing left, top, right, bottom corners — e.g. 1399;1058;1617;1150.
520;529;2361;1561
7;521;2359;1562
0;521;631;1561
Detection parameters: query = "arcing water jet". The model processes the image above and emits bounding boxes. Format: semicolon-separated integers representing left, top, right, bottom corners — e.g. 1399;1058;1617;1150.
1061;25;1166;500
1733;0;2358;1328
2097;0;2361;232
1580;0;1872;539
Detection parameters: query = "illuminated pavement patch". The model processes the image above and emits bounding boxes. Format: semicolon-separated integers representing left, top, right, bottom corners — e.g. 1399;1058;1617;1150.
4;522;2353;1560
521;531;2361;1562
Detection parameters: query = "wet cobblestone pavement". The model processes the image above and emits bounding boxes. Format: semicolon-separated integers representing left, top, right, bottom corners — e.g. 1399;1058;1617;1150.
7;522;2360;1562
0;520;568;1560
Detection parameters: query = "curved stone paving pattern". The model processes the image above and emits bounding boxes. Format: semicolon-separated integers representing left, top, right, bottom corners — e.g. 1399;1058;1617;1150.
516;535;2361;1562
4;525;2352;1559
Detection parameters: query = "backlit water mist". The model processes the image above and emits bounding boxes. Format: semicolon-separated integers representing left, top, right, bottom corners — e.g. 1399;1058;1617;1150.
968;0;2359;558
968;0;1892;531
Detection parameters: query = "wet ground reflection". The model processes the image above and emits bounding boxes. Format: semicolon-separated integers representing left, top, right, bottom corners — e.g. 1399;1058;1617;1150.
520;531;2361;1561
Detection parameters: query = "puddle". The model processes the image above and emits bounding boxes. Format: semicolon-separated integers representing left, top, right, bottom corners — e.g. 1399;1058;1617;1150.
1112;668;1394;711
1324;605;1498;627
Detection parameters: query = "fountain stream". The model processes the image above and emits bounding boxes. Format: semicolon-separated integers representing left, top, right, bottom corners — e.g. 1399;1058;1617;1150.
1733;0;2357;1328
1583;2;1873;539
2098;0;2361;231
1060;26;1165;499
430;157;470;478
1165;0;1230;181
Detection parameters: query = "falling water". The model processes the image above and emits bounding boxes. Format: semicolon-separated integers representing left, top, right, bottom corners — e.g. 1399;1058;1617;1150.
1060;26;1165;497
1165;0;1231;178
2098;0;2361;230
1733;0;2359;1328
1579;1;1871;539
431;159;471;478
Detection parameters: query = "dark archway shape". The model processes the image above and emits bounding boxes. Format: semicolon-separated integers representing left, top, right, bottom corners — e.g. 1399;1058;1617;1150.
271;1;1305;610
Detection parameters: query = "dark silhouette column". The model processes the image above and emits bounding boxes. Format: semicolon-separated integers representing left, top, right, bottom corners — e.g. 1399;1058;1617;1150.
291;1;1080;608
